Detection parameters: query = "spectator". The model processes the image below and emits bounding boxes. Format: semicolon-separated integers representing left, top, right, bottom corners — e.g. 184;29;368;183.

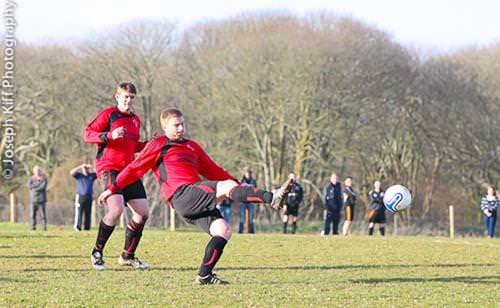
217;199;232;225
368;180;386;236
283;173;303;234
322;172;343;235
70;163;97;231
342;176;357;236
480;186;498;239
239;167;257;234
28;165;48;231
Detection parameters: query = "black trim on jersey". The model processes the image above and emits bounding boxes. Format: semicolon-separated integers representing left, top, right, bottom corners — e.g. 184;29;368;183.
155;138;190;186
157;140;172;186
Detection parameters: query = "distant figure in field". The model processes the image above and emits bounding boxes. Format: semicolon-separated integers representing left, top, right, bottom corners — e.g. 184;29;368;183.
28;165;48;231
367;180;385;236
70;163;97;231
342;176;357;236
480;186;498;238
283;173;303;234
239;167;257;234
217;199;232;225
322;172;343;235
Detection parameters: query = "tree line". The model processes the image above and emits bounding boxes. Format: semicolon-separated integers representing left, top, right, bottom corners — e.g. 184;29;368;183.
1;12;498;231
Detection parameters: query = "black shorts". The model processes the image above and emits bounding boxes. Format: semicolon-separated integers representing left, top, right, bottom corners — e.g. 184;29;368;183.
345;205;355;222
284;204;299;216
170;180;223;234
368;208;386;223
100;170;147;204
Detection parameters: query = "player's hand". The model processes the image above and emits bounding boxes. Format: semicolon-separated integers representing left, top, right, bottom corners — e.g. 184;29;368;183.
111;126;126;140
98;189;112;204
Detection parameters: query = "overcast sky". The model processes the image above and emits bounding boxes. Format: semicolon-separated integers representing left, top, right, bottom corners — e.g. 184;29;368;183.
4;0;500;52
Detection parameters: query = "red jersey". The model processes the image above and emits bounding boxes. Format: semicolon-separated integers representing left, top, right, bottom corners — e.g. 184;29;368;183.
107;135;235;203
84;107;146;176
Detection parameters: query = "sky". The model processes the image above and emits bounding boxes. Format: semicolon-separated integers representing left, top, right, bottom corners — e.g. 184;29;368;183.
4;0;500;52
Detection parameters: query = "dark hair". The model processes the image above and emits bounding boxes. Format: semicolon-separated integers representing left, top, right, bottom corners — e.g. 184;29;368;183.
116;82;137;94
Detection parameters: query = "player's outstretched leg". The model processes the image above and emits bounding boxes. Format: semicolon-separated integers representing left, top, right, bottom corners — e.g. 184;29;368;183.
224;177;294;210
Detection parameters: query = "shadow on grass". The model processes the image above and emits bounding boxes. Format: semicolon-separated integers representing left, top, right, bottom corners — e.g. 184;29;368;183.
0;255;82;259
216;263;497;271
0;234;60;239
151;263;496;272
0;277;40;283
350;276;500;285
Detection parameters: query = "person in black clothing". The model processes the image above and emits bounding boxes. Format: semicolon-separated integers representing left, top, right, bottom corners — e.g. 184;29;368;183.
322;172;343;235
238;167;257;233
70;163;97;231
283;173;303;234
368;180;386;236
342;176;357;236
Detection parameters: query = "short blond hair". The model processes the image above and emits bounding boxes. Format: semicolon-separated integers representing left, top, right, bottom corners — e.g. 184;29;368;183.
160;108;183;128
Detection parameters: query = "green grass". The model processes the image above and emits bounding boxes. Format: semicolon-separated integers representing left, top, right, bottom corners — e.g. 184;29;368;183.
0;223;499;307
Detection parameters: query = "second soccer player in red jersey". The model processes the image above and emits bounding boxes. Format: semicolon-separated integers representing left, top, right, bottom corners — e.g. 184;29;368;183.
84;82;149;270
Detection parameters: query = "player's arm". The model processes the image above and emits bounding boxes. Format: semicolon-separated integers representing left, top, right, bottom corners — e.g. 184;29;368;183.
98;140;162;203
297;185;304;204
135;140;147;152
84;111;125;144
195;142;236;181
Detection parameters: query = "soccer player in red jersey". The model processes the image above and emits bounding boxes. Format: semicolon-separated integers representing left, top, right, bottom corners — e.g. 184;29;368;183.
84;82;149;270
98;108;293;285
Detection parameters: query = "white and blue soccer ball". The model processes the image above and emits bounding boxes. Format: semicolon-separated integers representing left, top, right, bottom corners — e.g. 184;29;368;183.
383;184;412;213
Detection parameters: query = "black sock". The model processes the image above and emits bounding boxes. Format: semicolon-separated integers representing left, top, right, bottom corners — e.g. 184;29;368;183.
368;227;374;236
292;222;297;234
283;222;288;234
199;236;228;277
122;219;146;259
94;220;115;253
229;185;272;203
380;227;385;236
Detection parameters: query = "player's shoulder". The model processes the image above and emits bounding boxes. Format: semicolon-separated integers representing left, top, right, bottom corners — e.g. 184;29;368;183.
142;134;168;151
184;138;204;151
101;106;118;114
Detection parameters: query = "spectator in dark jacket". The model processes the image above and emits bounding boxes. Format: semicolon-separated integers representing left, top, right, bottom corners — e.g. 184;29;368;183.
283;173;303;234
28;165;48;231
322;172;343;235
70;163;97;231
480;186;498;238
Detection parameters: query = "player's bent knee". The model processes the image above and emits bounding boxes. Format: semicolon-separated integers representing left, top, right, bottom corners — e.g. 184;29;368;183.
210;219;232;240
216;180;238;198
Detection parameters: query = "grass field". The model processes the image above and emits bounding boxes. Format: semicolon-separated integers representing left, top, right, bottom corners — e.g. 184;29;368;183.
0;223;499;307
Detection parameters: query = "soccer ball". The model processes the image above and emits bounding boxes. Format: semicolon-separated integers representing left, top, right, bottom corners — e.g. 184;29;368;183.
383;185;412;212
